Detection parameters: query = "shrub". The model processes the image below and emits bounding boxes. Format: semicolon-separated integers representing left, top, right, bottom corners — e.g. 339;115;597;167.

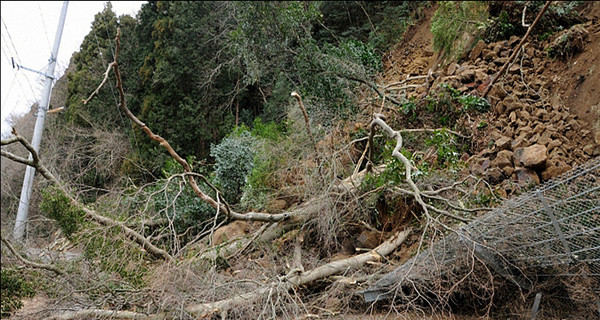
39;187;85;240
546;24;588;60
425;129;461;167
1;269;35;317
211;130;257;203
459;94;490;113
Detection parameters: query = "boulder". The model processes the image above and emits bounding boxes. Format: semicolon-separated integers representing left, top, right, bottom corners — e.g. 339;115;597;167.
495;136;511;150
547;139;561;152
212;220;251;245
509;35;520;47
502;165;515;177
489;85;508;100
511;134;529;150
583;144;599;156
459;69;475;83
514;167;540;186
447;63;460;75
491;153;512;170
493;57;508;66
469;40;487;60
541;164;572;181
469;157;490;176
497;150;514;160
514;144;548;169
485;167;505;184
483;49;497;61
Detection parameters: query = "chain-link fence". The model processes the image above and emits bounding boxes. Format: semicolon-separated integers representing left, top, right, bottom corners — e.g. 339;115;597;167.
361;157;600;316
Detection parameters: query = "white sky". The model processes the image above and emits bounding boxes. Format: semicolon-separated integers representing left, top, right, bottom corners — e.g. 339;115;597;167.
1;1;145;138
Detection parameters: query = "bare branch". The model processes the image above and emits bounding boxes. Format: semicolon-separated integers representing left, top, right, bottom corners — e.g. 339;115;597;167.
47;309;154;320
291;91;317;150
1;234;66;276
82;61;116;105
1;131;173;262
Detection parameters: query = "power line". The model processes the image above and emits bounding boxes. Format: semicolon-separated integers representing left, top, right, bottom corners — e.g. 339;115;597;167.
37;1;52;52
1;17;21;64
1;42;40;110
1;17;43;106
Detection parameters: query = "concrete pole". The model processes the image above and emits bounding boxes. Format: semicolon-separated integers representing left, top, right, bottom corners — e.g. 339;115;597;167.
13;1;69;240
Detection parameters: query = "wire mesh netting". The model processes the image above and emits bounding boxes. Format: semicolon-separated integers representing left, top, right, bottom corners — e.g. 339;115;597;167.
361;157;600;315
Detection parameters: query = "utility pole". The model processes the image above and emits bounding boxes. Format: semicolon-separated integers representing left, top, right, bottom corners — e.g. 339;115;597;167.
13;1;69;240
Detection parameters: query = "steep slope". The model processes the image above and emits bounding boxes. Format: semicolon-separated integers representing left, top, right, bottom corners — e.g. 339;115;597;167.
380;1;599;193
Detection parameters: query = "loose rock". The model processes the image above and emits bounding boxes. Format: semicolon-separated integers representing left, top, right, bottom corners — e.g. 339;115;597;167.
513;144;548;170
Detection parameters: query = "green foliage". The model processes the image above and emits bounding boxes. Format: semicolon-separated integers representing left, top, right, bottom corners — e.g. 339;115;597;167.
248;117;286;142
1;269;35;317
211;130;257;203
82;228;149;286
400;97;418;121
145;158;216;235
431;1;488;62
397;83;480;127
360;138;421;191
485;11;516;41
40;187;85;240
425;129;461;167
314;2;424;51
458;93;490;113
239;118;288;209
296;38;382;121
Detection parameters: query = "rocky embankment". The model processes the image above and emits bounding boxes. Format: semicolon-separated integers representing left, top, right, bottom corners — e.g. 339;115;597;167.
430;25;599;189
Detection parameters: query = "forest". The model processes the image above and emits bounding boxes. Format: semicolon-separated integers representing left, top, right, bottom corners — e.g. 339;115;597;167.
2;1;599;319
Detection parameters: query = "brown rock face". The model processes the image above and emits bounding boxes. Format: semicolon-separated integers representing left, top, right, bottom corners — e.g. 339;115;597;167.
514;144;548;170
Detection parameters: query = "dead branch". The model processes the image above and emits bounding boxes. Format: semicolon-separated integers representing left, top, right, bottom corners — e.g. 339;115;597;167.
47;309;156;320
1;233;66;276
522;2;530;27
1;131;173;262
291;91;317;149
83;61;116;105
186;228;411;315
483;1;551;98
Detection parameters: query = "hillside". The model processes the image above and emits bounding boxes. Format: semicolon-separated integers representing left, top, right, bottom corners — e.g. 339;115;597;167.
1;2;599;319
